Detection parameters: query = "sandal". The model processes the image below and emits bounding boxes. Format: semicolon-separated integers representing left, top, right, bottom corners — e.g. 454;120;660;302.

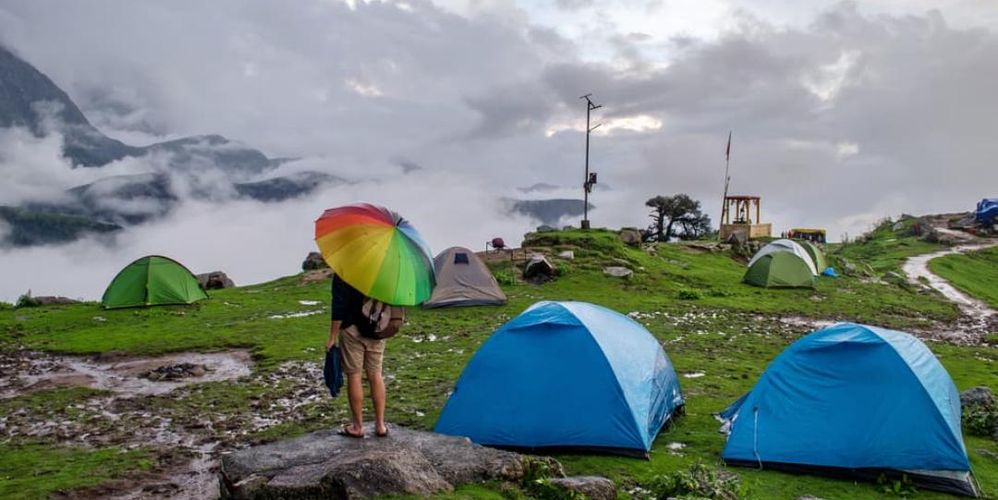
337;425;365;439
376;425;390;438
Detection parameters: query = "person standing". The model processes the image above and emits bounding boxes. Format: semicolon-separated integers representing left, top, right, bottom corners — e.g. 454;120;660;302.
327;273;394;438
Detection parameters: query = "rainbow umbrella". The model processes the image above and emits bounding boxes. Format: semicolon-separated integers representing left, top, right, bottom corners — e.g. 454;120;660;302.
314;203;435;306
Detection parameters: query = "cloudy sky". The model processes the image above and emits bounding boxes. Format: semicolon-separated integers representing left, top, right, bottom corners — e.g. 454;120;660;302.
1;0;997;300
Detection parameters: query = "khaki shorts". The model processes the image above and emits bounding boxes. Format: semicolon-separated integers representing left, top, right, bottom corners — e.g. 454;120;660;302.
339;325;386;375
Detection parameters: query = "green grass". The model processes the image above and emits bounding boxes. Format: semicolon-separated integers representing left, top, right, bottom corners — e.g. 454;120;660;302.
929;246;998;310
0;444;152;500
0;227;993;498
832;217;943;274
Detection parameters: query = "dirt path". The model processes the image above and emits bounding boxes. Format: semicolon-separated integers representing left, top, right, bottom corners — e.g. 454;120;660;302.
902;240;998;342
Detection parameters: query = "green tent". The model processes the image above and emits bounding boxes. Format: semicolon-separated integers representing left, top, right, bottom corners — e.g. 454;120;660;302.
743;252;817;289
102;255;209;309
797;240;828;273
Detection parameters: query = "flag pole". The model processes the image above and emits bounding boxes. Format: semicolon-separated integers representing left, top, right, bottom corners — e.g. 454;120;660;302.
720;131;732;235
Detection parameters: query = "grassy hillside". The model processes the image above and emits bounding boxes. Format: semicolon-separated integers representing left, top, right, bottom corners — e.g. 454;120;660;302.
1;227;995;499
929;245;998;310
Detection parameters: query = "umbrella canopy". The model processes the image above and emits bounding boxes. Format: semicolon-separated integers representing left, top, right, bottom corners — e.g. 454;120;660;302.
315;203;435;306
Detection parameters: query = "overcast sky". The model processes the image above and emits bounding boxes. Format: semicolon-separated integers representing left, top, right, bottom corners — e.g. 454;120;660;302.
1;0;997;300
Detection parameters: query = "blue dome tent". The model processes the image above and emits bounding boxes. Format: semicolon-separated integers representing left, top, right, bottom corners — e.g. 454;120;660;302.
718;323;978;497
435;301;684;457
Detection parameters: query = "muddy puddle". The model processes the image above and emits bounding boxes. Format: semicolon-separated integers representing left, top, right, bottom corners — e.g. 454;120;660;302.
1;349;253;399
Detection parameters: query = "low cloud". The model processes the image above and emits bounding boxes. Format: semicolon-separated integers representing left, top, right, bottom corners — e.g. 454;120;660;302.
1;1;997;299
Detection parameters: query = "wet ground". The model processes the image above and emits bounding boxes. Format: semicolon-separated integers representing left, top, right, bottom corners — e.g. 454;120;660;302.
0;350;252;399
902;240;998;344
0;348;338;499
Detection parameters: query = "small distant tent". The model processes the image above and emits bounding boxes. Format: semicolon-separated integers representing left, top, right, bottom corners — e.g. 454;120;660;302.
748;239;818;275
797;240;828;273
423;247;507;308
743;252;817;288
102;255;208;309
718;323;978;497
435;301;684;457
977;198;998;224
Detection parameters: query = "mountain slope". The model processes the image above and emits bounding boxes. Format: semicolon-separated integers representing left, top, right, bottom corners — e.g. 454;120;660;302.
0;45;139;166
0;45;337;247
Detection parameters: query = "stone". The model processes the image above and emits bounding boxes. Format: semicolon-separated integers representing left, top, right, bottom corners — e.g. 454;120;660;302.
197;271;235;290
960;386;996;408
523;255;555;283
30;296;80;306
536;225;557;233
619;228;642;246
557;250;575;260
219;425;561;499
603;266;633;278
302;251;328;271
548;476;616;500
301;268;334;284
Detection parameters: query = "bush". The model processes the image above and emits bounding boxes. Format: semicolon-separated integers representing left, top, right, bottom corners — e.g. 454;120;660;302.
15;290;39;309
519;458;583;500
963;404;998;437
555;263;570;277
645;462;745;500
677;289;702;300
494;270;516;286
877;473;918;497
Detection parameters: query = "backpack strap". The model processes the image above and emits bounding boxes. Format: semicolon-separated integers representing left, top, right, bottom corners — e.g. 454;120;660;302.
390;306;406;322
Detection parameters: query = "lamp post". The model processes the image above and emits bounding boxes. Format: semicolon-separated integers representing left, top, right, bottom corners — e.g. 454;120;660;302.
580;94;601;230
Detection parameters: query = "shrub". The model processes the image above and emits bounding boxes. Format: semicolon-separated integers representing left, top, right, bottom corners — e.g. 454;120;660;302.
645;462;745;499
15;290;39;309
494;271;517;286
677;289;702;300
519;458;583;500
963;404;998;437
555;263;570;277
877;473;918;497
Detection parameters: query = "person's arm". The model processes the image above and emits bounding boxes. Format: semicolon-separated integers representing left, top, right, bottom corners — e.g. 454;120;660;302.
328;275;347;350
327;320;340;351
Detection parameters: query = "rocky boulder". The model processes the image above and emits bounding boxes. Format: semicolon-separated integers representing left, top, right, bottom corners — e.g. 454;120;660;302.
523;255;555;283
961;386;996;409
603;266;633;278
302;251;329;271
197;271;235;290
619;228;642;246
548;476;615;500
219;425;562;499
30;296;80;306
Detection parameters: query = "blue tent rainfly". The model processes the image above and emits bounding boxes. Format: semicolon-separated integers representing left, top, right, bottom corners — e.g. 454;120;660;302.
717;322;978;497
435;301;684;457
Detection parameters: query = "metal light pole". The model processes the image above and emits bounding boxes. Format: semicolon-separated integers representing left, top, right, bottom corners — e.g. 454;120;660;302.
580;94;601;230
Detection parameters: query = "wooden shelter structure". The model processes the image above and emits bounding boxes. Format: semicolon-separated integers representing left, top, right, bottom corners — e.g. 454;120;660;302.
719;195;771;241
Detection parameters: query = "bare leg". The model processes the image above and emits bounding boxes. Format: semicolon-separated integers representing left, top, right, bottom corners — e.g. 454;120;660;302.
346;372;365;434
368;369;387;434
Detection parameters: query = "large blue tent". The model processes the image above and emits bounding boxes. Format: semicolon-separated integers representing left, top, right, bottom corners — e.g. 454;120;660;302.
435;301;684;457
718;323;978;497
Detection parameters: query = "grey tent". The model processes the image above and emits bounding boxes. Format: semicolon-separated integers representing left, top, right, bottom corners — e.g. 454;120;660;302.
423;247;507;308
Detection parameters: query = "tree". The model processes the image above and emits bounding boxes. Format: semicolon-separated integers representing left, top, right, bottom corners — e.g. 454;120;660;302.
646;194;712;242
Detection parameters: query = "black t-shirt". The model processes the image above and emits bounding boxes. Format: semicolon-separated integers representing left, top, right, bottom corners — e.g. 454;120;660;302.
331;274;364;330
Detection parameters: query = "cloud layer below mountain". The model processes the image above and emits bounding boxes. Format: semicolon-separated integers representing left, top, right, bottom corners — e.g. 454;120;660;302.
1;0;997;300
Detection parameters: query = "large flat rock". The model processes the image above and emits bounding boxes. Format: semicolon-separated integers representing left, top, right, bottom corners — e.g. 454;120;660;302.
219;424;559;498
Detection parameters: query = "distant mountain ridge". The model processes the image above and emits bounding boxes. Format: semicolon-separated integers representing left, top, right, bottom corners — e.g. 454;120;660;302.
505;198;592;226
0;45;333;246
